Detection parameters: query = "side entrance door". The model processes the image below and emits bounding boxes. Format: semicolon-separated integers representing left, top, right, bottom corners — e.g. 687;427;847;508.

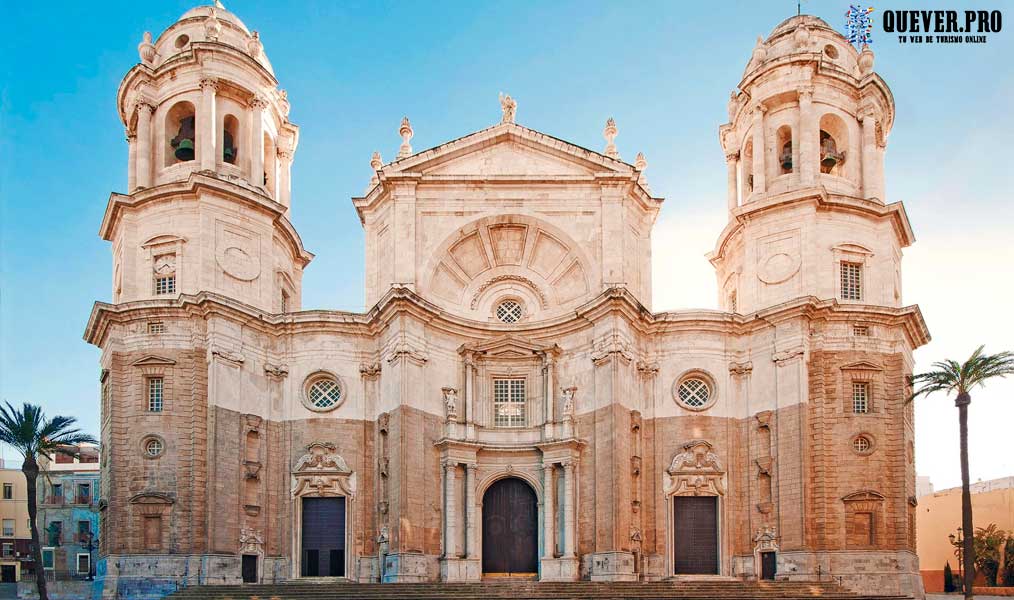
0;565;15;583
482;478;538;576
761;551;776;580
241;554;257;583
301;497;346;577
673;496;719;575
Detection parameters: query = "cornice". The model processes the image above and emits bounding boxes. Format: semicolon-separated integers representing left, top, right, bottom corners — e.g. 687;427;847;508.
707;186;914;265
98;172;313;268
84;287;930;352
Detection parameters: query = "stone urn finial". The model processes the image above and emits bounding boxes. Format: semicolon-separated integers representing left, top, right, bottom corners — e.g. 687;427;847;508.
247;31;263;58
751;36;767;64
368;151;383;189
205;8;222;41
398;117;414;158
603;118;619;158
278;89;290;118
858;46;875;76
635;152;651;192
138;31;157;65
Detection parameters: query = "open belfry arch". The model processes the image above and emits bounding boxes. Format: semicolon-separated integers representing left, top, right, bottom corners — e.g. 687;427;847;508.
85;6;929;598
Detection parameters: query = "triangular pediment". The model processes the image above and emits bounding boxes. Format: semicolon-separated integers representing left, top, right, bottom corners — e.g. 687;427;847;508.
459;334;561;358
840;361;883;372
383;123;634;178
131;355;177;367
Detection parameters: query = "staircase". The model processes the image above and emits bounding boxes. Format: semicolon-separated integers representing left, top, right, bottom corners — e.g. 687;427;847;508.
165;580;912;600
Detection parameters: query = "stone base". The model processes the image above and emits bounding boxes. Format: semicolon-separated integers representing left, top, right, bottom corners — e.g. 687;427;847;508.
440;557;481;581
540;556;579;581
92;554;294;599
357;556;381;582
587;551;638;582
381;552;439;583
766;550;925;599
640;553;666;581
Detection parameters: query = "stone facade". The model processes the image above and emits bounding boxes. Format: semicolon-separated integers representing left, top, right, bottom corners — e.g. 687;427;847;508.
83;8;929;600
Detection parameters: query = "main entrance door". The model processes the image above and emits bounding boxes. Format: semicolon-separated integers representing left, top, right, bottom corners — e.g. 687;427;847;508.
482;477;538;576
673;496;719;574
301;497;346;577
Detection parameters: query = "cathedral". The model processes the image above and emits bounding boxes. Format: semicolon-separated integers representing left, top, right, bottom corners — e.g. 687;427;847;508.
84;4;930;599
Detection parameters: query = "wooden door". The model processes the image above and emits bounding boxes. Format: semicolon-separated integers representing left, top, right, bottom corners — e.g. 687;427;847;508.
301;497;346;577
673;496;719;574
482;478;538;575
761;551;776;580
241;554;257;583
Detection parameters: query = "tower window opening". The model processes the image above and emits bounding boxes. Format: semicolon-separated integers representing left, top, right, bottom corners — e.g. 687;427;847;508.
165;102;197;166
223;115;239;165
819;130;846;174
493;378;526;428
741;139;754;197
148;377;164;412
776;125;793;175
840;261;862;301
852;382;870;414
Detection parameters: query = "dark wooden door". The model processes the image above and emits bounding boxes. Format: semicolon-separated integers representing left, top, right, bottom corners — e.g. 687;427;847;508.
673;496;719;574
241;554;257;583
761;551;776;580
0;565;15;583
301;497;346;577
482;478;538;575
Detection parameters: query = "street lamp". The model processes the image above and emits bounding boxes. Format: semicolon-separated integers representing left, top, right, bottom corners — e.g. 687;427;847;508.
949;527;964;593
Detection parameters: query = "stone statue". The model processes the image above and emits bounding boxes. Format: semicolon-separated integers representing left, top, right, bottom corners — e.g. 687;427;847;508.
499;92;517;124
442;387;458;420
560;386;576;419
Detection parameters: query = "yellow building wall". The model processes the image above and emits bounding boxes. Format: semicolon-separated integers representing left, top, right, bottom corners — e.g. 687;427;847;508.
0;469;30;538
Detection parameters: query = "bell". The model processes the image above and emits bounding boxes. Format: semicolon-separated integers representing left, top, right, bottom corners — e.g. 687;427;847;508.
170;116;196;162
780;142;793;171
223;131;236;164
174;139;195;161
821;153;838;169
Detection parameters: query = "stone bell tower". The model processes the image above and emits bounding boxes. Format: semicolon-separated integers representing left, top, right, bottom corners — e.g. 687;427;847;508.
710;15;911;315
105;2;311;313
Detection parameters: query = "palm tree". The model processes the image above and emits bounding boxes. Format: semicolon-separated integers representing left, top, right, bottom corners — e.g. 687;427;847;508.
910;346;1014;600
0;402;96;600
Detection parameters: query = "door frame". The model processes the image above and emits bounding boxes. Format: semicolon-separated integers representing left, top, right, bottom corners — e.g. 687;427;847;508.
290;442;357;580
662;440;727;577
669;495;722;576
478;472;542;576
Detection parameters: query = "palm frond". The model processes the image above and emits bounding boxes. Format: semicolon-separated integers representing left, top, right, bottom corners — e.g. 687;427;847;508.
911;346;1014;402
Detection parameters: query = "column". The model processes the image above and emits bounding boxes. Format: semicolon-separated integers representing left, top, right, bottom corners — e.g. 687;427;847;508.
248;96;266;187
126;129;137;192
277;140;293;211
562;460;576;557
751;102;767;196
392;181;418;289
464;355;475;426
542;464;556;558
443;461;457;558
544;356;556;425
860;113;880;200
725;151;739;211
134;100;154;190
798;87;816;185
199;78;218;172
465;464;477;558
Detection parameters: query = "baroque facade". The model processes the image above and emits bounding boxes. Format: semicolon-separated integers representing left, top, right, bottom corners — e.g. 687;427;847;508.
83;5;930;598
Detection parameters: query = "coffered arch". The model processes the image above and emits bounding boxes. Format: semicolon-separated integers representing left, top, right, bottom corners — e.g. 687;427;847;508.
421;214;594;321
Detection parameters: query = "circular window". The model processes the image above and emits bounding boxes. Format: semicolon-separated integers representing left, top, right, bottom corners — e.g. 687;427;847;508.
142;437;165;458
303;373;344;412
673;372;717;411
823;44;839;59
175;34;190;49
495;299;523;324
852;434;874;455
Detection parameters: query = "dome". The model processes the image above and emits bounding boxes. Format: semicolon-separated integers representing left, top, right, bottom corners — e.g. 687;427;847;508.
768;14;837;41
178;2;250;34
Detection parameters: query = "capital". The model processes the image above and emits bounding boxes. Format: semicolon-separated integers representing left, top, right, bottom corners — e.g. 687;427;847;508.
199;77;219;92
798;86;814;101
753;102;768;115
249;95;269;110
134;96;156;114
724;151;740;163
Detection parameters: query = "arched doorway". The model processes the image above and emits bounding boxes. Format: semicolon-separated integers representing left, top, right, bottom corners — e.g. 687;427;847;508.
482;477;538;576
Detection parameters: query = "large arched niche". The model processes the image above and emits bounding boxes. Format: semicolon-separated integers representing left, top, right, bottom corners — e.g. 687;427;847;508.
421;215;593;322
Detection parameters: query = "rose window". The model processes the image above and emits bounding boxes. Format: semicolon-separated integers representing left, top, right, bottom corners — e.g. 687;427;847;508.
308;378;342;410
677;378;711;409
495;299;523;324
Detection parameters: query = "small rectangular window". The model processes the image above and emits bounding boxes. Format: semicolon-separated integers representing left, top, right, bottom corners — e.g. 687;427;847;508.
852;382;870;414
493;378;526;428
1;543;11;558
148;322;165;334
148;378;164;412
77;484;91;505
77;553;91;575
153;275;176;295
2;519;14;537
840;262;862;301
852;325;869;336
42;547;55;570
52;483;63;502
2;483;12;499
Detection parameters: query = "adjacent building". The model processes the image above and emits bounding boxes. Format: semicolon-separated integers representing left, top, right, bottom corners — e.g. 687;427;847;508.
83;5;929;599
37;444;101;580
0;466;33;583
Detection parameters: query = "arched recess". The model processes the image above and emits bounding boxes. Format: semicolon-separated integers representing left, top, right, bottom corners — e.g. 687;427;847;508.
223;114;240;165
819;113;849;176
421;215;594;321
164;101;196;167
479;474;540;576
776;125;793;175
740;137;754;203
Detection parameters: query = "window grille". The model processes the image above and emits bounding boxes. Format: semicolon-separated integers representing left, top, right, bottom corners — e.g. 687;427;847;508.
154;275;176;295
148;322;165;334
145;439;163;457
307;378;342;410
677;378;711;409
495;300;523;324
148;378;164;412
852;325;869;336
2;483;11;499
841;262;862;301
493;378;526;427
852;382;870;414
853;435;872;453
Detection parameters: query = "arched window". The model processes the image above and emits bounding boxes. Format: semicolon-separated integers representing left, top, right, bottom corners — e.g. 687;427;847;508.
263;133;276;195
165;101;196;166
741;139;754;199
776;125;793;174
819;113;849;176
223;114;239;165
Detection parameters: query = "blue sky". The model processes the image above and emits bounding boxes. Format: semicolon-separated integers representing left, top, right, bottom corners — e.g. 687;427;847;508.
1;1;1011;490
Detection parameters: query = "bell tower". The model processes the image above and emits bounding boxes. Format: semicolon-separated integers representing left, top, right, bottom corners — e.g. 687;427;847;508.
105;2;311;312
710;15;911;315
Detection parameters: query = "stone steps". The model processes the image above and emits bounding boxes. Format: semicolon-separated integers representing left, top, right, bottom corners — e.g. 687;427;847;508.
165;580;911;600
